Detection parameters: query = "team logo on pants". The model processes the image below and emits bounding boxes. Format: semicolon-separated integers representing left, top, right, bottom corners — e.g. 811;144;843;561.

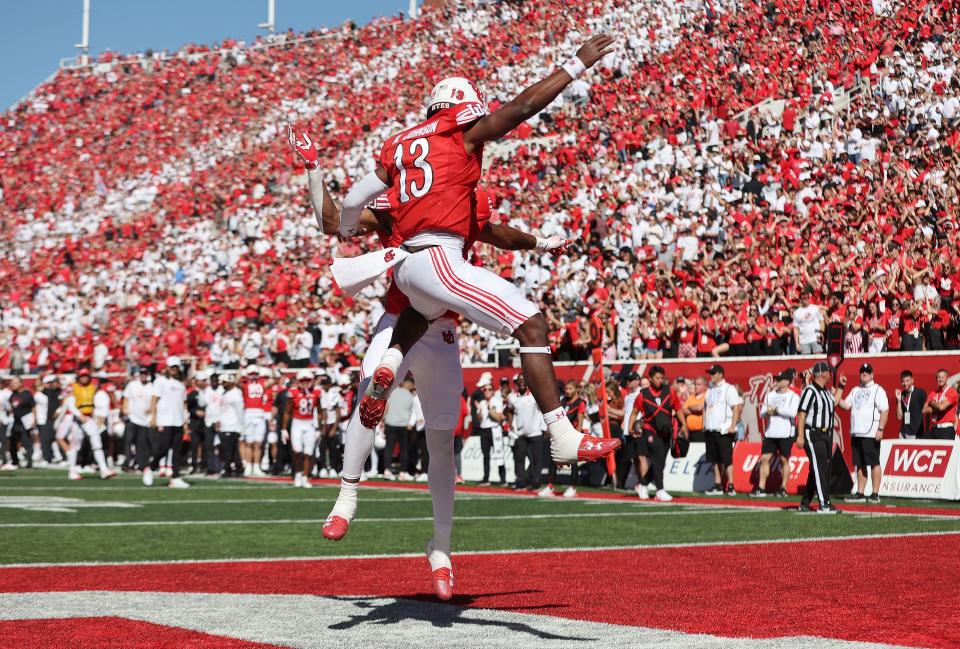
442;330;455;344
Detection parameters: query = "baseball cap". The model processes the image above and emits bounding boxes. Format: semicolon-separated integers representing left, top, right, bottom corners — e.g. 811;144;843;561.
774;370;791;381
296;369;313;381
41;375;58;384
706;364;724;375
77;367;91;377
476;371;493;389
626;372;641;382
811;361;832;375
166;356;182;368
859;363;874;374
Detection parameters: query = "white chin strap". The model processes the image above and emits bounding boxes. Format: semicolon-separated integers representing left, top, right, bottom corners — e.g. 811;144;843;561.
519;347;551;354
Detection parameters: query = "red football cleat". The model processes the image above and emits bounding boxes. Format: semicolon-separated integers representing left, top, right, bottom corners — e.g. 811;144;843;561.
358;366;395;429
322;515;349;541
431;567;453;601
577;436;621;462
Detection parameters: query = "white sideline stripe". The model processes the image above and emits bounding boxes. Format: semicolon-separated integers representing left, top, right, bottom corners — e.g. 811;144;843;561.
0;508;775;528
4;530;960;569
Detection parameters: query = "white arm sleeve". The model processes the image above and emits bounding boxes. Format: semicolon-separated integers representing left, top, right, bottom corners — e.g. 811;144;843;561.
307;167;328;235
340;171;389;238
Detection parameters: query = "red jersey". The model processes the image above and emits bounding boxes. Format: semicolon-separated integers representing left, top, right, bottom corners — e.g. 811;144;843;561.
378;103;485;244
289;387;320;421
927;386;959;428
378;187;492;316
243;380;270;411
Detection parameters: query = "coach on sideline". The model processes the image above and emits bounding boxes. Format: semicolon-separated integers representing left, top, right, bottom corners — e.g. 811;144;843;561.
796;361;844;514
837;363;888;503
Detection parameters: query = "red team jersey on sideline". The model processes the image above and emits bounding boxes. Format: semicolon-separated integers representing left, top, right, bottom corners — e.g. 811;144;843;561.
289;387;320;421
376;187;493;317
377;103;485;244
243;380;270;411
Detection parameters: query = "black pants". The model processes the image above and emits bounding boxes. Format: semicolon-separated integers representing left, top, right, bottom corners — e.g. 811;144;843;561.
151;426;185;478
220;431;241;476
926;427;956;440
802;429;832;507
122;420;138;468
615;436;637;488
407;429;428;474
132;423;154;471
513;435;542;488
188;419;206;471
38;422;56;463
8;422;31;467
645;435;669;490
383;425;408;474
454;436;463;476
479;428;505;483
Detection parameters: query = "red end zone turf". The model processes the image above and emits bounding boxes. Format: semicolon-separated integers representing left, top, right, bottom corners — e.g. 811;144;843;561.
0;617;283;649
1;534;956;647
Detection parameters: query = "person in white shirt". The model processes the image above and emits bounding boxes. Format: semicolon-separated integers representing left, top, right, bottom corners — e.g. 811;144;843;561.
122;367;154;473
409;388;428;482
33;377;52;464
507;376;545;491
290;325;314;369
793;290;824;354
754;370;800;497
476;376;506;486
199;371;224;476
218;372;245;477
703;365;744;495
92;381;115;466
318;376;343;479
147;356;190;489
838;364;889;503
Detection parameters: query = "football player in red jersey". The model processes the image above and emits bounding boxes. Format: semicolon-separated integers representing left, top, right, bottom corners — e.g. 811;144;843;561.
240;366;271;477
282;369;320;488
288;129;567;600
338;36;620;469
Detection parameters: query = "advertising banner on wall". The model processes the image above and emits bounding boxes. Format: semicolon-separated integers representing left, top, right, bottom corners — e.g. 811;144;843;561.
879;440;960;500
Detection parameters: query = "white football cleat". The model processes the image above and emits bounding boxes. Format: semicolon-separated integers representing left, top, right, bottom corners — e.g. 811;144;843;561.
398;472;413;482
243;464;253;478
635;484;649;500
301;477;313;489
537;485;555;498
68;470;83;481
252;466;266;478
293;473;303;488
168;477;191;489
655;489;673;502
383;469;396;481
415;473;429;483
562;487;577;499
142;468;154;486
100;469;117;480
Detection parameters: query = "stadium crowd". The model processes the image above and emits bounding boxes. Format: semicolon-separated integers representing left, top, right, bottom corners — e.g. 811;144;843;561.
0;0;959;380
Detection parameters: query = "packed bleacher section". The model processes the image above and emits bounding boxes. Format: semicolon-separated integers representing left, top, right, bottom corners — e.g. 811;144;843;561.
1;0;958;375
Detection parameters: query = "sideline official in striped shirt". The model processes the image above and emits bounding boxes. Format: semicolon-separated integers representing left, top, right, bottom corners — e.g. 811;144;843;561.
796;361;845;514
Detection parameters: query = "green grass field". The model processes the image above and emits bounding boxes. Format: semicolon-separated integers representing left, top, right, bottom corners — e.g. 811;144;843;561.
2;469;959;566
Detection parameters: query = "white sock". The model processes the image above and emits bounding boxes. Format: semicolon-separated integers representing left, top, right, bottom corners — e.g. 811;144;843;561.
547;417;582;462
426;429;455;559
340;395;376;481
331;478;359;521
542;407;566;426
93;449;109;474
67;445;79;471
378;347;404;374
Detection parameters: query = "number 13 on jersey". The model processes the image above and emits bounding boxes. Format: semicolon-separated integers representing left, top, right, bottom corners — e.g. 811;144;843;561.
394;138;434;203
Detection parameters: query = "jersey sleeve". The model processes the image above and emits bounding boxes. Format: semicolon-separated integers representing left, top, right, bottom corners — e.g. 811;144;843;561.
448;102;487;128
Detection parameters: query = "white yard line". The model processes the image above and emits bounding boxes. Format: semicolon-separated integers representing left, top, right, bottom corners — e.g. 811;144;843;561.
4;529;960;569
0;508;775;529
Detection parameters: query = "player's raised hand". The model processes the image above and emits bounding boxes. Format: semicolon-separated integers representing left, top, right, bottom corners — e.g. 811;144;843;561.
576;34;617;68
287;124;319;170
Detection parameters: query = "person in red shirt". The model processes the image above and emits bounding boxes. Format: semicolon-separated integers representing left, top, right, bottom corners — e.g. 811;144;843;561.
282;370;321;488
922;369;958;440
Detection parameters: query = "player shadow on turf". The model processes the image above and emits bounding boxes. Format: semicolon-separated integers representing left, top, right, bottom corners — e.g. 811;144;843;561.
326;594;596;642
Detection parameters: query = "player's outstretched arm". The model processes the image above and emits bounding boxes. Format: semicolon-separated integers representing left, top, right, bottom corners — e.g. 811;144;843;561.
287;124;383;237
462;34;615;152
478;223;570;254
